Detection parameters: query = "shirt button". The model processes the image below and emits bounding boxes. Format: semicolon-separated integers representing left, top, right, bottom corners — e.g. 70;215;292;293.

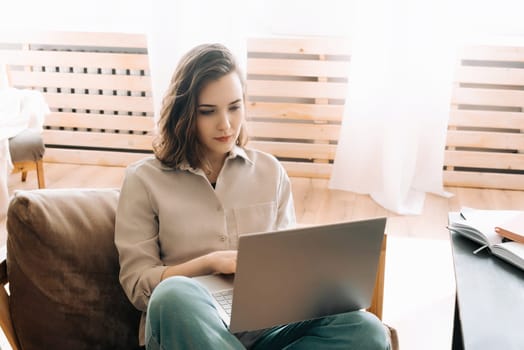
220;235;226;242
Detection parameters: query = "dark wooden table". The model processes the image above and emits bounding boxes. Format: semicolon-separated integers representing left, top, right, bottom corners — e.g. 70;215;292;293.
450;231;524;350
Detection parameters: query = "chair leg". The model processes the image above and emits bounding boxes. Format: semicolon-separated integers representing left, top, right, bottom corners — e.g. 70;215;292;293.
21;171;27;182
36;160;45;189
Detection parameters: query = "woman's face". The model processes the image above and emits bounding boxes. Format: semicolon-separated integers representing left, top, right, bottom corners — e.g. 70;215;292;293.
196;72;244;161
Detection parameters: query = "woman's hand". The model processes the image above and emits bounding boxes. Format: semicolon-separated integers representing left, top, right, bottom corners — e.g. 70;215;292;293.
161;250;238;280
206;250;237;275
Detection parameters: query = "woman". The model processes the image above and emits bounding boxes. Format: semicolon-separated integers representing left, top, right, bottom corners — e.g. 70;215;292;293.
115;43;389;350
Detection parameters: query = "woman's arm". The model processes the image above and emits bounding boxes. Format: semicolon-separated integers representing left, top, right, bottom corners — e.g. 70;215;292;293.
161;250;237;280
115;166;239;311
115;166;165;312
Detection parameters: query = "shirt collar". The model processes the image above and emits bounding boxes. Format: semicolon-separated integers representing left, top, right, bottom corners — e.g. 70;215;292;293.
227;145;253;165
161;145;253;172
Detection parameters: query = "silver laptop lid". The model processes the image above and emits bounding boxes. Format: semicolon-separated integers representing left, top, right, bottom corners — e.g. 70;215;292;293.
229;217;386;333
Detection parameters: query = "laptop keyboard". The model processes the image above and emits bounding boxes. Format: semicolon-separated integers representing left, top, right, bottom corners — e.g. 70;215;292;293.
213;289;233;316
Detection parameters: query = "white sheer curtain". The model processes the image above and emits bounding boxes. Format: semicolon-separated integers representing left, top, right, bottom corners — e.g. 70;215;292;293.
329;0;457;214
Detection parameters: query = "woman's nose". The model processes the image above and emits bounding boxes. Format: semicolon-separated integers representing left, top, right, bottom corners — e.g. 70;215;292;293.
217;111;231;130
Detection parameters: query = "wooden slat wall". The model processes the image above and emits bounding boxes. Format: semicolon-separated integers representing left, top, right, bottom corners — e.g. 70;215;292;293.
7;33;520;189
445;44;524;190
246;37;351;178
1;31;155;166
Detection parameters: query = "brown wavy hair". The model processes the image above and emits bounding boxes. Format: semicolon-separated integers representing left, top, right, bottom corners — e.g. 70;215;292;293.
153;43;248;169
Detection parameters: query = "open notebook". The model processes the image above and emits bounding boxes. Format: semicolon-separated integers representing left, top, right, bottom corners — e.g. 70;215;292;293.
448;208;524;271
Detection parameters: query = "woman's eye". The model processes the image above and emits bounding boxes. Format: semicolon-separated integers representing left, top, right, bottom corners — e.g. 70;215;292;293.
229;105;241;112
199;109;214;115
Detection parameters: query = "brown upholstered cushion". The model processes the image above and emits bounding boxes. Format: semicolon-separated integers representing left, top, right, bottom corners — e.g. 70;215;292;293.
6;189;142;350
8;128;45;162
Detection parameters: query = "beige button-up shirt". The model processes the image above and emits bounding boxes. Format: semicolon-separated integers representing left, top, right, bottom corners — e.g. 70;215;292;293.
115;146;296;343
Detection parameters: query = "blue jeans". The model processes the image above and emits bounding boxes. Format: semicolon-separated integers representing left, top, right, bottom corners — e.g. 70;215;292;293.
146;276;390;350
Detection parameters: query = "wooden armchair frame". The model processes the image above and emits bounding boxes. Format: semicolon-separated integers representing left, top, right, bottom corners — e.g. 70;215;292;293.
0;246;19;350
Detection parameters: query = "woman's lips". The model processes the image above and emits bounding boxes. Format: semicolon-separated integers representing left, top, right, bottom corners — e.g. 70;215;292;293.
214;136;232;143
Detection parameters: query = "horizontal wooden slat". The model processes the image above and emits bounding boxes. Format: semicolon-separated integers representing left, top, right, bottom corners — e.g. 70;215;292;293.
0;31;147;48
43;130;153;150
247;37;351;56
448;110;524;129
44;148;151;166
247;80;347;100
460;45;524;62
455;66;524;86
443;170;524;190
444;150;524;170
452;87;524;107
44;149;333;175
43;92;153;112
10;71;152;91
45;112;154;131
1;50;149;70
248;141;337;160
247;101;344;122
247;58;350;78
446;130;524;150
280;161;332;178
248;121;340;141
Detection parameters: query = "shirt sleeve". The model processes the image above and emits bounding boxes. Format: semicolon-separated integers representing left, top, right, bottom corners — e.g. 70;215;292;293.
276;164;297;229
114;166;167;312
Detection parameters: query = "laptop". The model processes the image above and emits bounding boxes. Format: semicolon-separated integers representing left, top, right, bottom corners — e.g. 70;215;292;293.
193;217;386;333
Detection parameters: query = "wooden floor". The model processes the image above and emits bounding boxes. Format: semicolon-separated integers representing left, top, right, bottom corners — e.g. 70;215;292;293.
2;162;524;350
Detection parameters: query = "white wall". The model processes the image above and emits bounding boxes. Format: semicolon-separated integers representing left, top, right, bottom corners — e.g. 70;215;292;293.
4;0;523;37
1;0;150;33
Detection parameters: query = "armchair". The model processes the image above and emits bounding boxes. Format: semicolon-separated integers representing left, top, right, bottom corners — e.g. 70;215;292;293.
0;189;397;350
2;189;141;350
8;129;45;188
1;64;47;190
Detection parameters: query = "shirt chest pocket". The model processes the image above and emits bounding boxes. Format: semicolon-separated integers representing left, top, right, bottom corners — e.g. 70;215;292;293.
234;201;277;235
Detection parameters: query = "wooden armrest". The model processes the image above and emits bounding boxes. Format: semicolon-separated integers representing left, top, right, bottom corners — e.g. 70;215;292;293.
367;234;387;320
0;245;21;350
